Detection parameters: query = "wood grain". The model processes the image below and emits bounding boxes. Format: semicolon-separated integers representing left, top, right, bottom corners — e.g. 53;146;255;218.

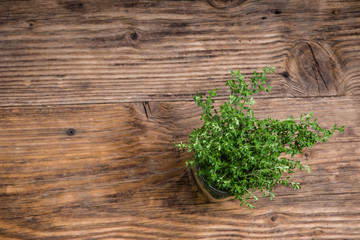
1;0;360;239
1;0;360;106
285;40;346;96
0;96;359;239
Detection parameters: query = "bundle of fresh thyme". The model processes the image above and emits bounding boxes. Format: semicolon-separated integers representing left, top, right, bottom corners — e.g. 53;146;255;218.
176;67;344;209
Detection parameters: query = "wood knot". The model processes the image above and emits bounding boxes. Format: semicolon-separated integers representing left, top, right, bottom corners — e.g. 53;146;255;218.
127;31;140;46
284;41;346;97
303;149;312;161
207;0;246;9
26;20;36;29
332;9;340;15
313;229;324;235
66;128;76;136
271;215;277;221
63;1;85;12
130;32;138;41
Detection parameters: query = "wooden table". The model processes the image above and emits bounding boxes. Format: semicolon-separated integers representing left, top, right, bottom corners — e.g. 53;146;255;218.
1;0;359;239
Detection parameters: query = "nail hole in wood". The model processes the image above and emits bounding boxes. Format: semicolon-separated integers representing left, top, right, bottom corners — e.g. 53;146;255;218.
271;215;277;221
274;10;281;15
66;128;76;136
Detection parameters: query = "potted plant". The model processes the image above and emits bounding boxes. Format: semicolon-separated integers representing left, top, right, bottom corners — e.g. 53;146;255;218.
175;67;344;209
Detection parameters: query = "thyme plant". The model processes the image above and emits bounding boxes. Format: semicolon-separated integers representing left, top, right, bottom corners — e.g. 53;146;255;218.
176;67;343;209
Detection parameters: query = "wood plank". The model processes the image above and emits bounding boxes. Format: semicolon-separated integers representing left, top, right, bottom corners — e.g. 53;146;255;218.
0;96;359;239
1;0;360;106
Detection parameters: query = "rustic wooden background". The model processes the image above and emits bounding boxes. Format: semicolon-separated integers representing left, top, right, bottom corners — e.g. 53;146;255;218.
1;0;359;239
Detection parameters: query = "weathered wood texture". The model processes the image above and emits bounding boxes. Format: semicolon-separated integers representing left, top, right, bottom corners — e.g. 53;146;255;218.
1;0;360;106
1;97;359;239
1;0;360;239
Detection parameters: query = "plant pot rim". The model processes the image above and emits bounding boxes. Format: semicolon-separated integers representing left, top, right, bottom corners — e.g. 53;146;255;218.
190;165;235;202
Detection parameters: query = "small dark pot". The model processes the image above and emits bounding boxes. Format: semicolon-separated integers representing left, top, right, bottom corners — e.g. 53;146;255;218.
190;166;235;202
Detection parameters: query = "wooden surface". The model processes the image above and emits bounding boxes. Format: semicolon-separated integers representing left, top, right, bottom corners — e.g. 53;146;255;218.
0;0;359;239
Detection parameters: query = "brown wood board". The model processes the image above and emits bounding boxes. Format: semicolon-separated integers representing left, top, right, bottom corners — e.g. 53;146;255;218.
0;97;359;239
0;0;360;106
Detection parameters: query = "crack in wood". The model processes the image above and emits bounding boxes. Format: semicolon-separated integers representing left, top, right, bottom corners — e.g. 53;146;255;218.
307;43;330;92
285;40;345;97
142;101;151;119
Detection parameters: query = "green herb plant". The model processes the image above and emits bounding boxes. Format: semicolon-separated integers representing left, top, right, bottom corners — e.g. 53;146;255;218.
175;67;344;209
